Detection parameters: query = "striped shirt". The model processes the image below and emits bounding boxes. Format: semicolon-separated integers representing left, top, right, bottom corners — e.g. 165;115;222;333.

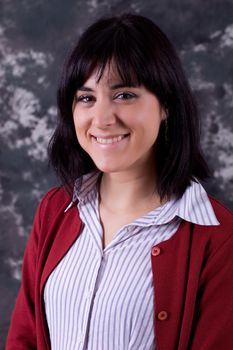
44;171;219;350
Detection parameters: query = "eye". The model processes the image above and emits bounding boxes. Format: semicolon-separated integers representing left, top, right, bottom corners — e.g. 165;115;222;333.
75;94;95;103
115;92;136;100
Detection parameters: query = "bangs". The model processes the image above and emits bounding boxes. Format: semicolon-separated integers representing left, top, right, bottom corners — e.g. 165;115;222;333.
91;57;141;87
72;52;142;91
68;24;151;92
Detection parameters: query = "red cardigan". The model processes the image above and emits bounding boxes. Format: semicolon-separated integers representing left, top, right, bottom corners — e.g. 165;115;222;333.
6;187;233;350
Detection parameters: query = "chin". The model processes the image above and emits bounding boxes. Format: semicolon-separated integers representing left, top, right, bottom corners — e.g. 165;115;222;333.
94;161;124;174
96;166;119;173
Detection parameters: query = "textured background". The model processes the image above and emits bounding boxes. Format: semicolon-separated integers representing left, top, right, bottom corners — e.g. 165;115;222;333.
0;0;233;347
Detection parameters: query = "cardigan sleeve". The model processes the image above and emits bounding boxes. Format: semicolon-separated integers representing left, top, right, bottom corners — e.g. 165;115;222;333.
190;232;233;350
6;189;57;350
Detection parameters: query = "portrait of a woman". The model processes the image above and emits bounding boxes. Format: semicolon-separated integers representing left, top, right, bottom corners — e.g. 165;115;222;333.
6;13;233;350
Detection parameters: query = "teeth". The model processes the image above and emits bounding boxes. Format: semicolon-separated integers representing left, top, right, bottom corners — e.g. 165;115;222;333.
96;135;126;144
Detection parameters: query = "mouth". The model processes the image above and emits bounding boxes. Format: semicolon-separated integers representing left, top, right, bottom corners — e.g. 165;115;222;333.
92;134;130;145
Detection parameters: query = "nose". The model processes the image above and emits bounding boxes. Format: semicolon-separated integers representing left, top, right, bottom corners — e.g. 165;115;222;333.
92;99;117;128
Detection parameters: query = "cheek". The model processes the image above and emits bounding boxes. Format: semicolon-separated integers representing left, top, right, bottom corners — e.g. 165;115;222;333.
143;118;163;145
73;113;86;134
72;117;84;146
73;114;92;153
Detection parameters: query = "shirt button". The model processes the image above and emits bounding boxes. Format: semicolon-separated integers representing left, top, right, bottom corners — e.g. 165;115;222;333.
151;246;161;256
157;310;168;321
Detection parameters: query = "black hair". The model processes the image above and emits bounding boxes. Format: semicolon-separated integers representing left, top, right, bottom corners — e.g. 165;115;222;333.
49;13;210;199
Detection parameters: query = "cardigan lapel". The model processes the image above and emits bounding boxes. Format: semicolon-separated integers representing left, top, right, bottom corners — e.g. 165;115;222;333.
40;205;82;293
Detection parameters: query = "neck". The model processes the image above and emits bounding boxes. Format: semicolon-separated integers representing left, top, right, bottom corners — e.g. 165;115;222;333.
99;167;164;215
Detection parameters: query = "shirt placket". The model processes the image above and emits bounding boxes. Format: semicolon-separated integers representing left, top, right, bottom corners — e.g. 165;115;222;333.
78;254;103;350
77;196;104;349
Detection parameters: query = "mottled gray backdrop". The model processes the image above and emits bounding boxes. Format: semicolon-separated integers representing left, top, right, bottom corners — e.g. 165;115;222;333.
0;0;233;347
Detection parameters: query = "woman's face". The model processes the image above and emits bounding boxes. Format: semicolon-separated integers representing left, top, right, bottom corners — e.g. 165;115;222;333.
72;64;166;174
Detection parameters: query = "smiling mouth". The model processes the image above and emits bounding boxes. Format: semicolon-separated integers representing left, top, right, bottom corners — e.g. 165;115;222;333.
93;134;129;144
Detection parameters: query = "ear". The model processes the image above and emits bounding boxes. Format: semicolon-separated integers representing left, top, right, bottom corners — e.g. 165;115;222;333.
161;107;168;121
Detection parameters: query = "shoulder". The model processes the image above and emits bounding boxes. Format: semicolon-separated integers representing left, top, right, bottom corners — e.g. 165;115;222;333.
41;186;71;202
40;186;71;208
208;195;233;229
191;195;233;254
35;186;73;225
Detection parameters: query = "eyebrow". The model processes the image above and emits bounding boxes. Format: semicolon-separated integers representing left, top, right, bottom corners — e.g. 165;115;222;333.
77;83;138;92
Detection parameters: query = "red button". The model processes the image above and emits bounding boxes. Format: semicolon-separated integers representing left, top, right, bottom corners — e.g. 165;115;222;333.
151;246;161;256
157;311;168;321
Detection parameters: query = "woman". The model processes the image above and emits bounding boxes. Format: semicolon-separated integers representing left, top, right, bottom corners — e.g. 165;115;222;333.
7;13;233;350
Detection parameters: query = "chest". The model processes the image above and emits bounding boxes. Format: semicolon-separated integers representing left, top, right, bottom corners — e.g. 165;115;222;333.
43;226;162;349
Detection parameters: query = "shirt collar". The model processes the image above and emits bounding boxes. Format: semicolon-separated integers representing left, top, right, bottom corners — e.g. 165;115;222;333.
72;170;101;204
64;170;100;213
65;171;220;227
154;179;220;226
